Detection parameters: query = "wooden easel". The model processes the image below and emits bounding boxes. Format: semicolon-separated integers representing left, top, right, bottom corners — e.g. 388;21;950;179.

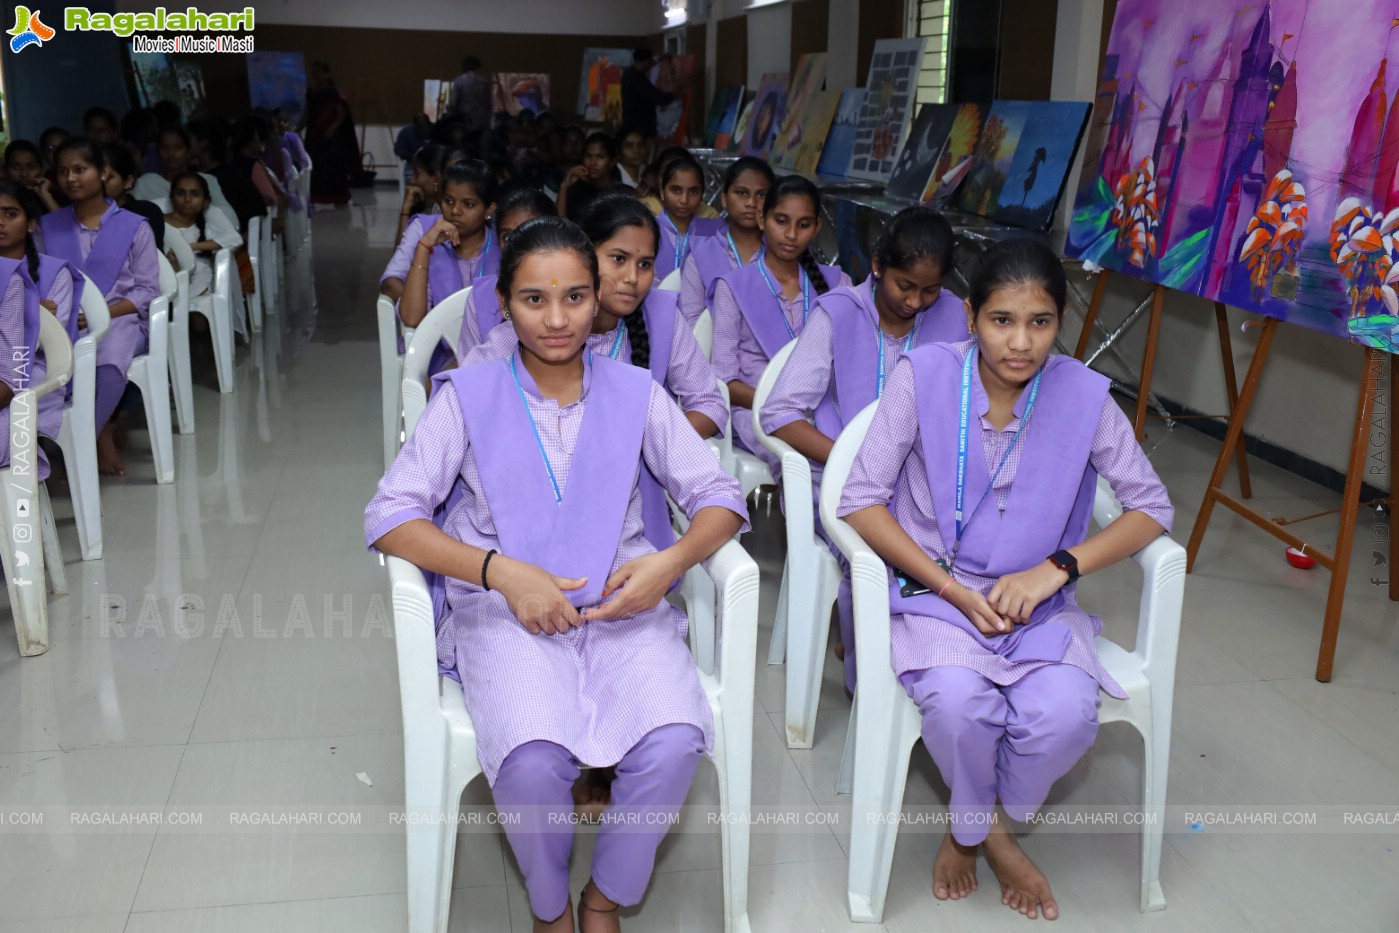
1184;323;1397;681
1073;270;1253;493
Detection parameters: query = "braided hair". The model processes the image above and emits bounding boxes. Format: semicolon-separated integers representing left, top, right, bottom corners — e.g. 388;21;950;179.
764;175;831;295
169;171;211;241
0;179;43;282
577;191;660;371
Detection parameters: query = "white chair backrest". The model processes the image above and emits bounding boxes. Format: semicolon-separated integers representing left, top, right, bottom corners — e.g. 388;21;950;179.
156;251;179;299
403;286;471;383
32;310;73;398
818;402;880;565
751;340;797;450
164;225;196;275
78;274;112;344
658;269;681;291
692;309;713;360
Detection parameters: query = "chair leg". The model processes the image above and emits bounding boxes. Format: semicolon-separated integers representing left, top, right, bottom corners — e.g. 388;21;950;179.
711;715;754;933
404;750;460;933
766;561;788;666
1139;699;1169;912
247;260;264;334
169;316;195;434
784;551;841;749
60;431;102;561
198;303;234;394
39;484;67;596
1;477;49;656
847;705;918;923
142;369;175;485
836;694;857;795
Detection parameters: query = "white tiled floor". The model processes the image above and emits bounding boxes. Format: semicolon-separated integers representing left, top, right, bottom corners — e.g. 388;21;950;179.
2;188;1398;931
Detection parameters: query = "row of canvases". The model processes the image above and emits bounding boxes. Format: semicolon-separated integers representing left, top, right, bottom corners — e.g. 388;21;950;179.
702;40;1092;234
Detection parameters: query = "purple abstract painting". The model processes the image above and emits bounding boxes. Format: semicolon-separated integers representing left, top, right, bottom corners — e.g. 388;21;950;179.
1066;0;1399;351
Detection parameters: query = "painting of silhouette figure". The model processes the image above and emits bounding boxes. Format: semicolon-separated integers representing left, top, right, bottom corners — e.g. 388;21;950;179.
993;101;1090;230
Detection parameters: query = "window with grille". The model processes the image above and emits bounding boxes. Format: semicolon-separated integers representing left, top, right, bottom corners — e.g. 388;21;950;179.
908;0;951;106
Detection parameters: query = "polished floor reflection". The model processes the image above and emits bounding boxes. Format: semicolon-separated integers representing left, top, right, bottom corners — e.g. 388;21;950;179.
1;187;1397;932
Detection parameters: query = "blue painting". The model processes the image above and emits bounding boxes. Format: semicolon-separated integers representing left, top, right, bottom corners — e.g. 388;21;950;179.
988;101;1091;231
817;89;866;178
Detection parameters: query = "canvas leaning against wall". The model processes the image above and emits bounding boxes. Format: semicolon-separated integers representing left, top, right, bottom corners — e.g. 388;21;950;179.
792;91;842;176
771;53;828;170
818;88;867;177
1066;0;1399;351
246;51;307;124
741;73;790;159
494;74;550;117
579;48;631;121
846;38;925;181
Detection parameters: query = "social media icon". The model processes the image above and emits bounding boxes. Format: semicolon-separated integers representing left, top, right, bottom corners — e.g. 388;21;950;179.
13;525;31;543
15;498;29;517
15;551;28;567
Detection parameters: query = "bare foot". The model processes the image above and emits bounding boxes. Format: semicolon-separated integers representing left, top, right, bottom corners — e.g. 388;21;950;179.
96;425;125;476
531;900;573;933
983;820;1058;920
572;768;614;824
932;830;978;901
578;880;621;933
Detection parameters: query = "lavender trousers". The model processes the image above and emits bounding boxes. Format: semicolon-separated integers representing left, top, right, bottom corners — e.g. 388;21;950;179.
94;365;127;434
900;663;1100;845
492;723;705;921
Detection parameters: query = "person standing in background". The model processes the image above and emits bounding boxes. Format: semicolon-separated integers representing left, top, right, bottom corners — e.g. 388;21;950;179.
448;56;492;135
621;48;672;145
304;61;359;206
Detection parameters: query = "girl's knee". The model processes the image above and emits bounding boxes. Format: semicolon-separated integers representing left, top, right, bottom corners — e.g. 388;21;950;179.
622;723;705;779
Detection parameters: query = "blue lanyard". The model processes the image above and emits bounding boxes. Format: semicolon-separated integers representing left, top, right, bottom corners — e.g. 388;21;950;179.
756;259;810;340
949;346;1043;570
508;351;579;505
864;284;922;399
607;325;625;360
724;229;755;268
662;212;690;270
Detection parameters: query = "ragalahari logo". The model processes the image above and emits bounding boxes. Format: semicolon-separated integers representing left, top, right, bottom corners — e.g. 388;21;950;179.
9;6;54;52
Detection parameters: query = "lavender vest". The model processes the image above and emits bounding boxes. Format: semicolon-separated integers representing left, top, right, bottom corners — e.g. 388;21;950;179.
38;203;145;297
889;343;1108;663
451;353;651;608
411;213;500;308
0;258;41;382
472;273;503;343
812;280;965;439
689;232;739;307
720;260;846;359
36;256;83;344
657;216;725;280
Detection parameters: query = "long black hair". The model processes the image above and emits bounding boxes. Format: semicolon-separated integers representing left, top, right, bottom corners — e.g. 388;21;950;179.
577;191;660;370
966;237;1067;317
168;170;212;241
872;207;956;280
0;179;42;281
763;175;830;295
496;215;599;312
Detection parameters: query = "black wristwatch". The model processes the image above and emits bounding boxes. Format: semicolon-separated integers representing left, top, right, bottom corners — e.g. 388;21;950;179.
1049;549;1080;582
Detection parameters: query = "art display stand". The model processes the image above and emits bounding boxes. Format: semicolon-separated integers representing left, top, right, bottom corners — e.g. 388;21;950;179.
1184;321;1397;682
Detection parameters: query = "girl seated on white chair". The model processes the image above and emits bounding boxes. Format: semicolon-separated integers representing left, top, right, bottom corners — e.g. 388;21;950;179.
678;156;773;327
652;155;724;282
455;186;558;360
38;137;160;477
711;175;850;475
365;216;747;933
760;206;966;694
163;171;243;298
838;238;1173;920
0;181;83;479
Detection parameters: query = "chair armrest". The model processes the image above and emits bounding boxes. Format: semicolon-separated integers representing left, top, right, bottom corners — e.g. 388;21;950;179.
1130;532;1186;684
703;538;760;694
28;311;72;400
385;555;446;712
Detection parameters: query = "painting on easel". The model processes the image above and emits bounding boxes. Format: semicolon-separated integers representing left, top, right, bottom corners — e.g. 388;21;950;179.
1066;0;1399;352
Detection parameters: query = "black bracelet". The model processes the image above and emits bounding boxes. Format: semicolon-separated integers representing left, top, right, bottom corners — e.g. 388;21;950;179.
481;549;498;592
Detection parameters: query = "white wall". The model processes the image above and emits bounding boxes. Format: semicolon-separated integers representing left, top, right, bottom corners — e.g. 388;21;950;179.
745;3;792;87
116;0;657;34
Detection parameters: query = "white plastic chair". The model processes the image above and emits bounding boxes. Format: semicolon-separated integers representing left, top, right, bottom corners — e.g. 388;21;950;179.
387;535;758;933
54;275;112;561
752;342;841;747
1;310;74;656
378;295;405;469
658;269;681;291
194;248;236;394
246;215;264;335
693;308;714;360
128;259;175;484
162;233;195;434
820;403;1186;922
399;287;471;440
260;205;280;323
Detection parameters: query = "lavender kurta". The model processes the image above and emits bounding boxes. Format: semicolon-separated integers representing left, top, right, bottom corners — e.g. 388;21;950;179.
463;292;729;434
37;202;159;376
383;214;499;318
364;353;749;784
836;341;1174;699
711;261;851;472
656;216;724;281
679;231;760;327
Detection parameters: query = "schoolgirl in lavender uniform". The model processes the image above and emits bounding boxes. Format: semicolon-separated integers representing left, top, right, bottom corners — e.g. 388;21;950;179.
393;160;500;375
366;216;747;933
678;156;774;327
759;206;966;692
0;181;83;480
837;238;1174;920
465;191;727;553
37;137;160;477
652;155;724;281
456;186;558;360
710;175;850;473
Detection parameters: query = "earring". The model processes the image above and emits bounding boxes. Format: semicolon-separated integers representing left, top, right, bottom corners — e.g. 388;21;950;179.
592;306;599;317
